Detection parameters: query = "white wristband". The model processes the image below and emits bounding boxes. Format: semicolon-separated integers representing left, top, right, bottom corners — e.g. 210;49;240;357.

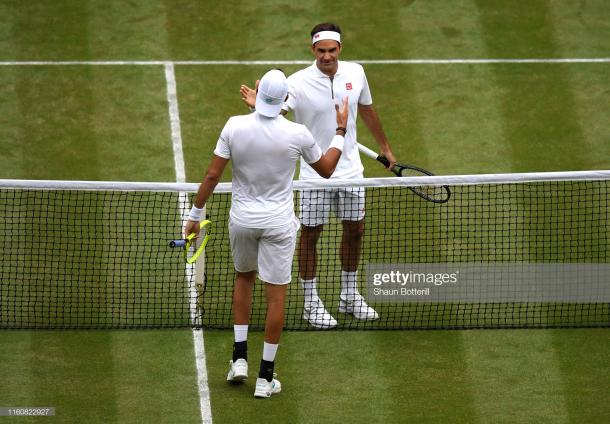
188;205;204;221
328;134;345;152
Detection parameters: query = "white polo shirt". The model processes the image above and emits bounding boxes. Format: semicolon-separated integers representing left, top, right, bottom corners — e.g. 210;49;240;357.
284;60;372;180
214;112;322;228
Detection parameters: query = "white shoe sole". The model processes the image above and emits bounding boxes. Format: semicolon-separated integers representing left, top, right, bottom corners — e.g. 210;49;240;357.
227;372;248;382
302;312;338;329
254;388;281;398
338;304;379;321
227;360;248;382
254;382;281;398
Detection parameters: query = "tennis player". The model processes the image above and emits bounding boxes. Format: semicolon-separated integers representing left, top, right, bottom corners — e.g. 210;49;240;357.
240;23;396;328
185;69;348;398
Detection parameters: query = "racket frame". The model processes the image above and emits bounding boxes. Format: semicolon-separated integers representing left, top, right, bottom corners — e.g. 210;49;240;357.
168;220;212;263
357;143;451;204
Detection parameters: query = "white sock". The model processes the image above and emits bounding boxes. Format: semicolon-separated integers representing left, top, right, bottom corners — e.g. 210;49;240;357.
341;270;358;298
300;277;319;302
262;342;279;362
233;324;248;343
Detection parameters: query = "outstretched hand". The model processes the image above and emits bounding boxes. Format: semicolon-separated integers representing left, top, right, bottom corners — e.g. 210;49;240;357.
335;96;349;129
239;80;259;109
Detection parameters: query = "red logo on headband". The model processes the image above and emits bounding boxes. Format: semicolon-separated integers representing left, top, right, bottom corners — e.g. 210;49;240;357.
314;34;320;39
346;83;352;90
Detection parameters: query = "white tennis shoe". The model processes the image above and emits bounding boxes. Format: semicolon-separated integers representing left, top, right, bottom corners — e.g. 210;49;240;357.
339;293;379;320
226;358;248;382
254;375;282;398
303;298;338;329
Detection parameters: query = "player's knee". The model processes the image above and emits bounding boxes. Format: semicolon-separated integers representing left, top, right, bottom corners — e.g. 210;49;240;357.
343;221;364;241
265;282;287;302
300;224;323;244
235;270;257;283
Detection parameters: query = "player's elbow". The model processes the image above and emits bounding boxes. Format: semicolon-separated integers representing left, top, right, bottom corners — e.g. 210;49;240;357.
203;172;221;186
318;169;333;179
311;156;339;178
314;163;335;179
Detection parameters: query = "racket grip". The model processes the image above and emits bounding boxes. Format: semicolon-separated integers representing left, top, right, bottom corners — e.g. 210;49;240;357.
169;239;187;248
376;155;391;167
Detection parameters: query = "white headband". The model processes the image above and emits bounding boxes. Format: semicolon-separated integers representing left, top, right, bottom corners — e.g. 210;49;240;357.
312;30;341;45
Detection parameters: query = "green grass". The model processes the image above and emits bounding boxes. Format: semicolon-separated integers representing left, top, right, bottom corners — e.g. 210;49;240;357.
0;0;609;423
0;66;173;181
203;329;610;424
0;330;201;423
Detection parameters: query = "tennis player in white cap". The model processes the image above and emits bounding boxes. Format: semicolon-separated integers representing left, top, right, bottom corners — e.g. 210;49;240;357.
241;23;396;329
186;69;349;397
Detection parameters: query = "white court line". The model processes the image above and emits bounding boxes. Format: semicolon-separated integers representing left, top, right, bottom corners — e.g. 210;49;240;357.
0;58;609;66
164;62;187;182
164;62;213;424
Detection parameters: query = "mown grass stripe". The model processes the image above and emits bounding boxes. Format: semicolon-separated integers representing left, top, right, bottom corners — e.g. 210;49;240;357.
15;67;101;180
164;60;212;424
110;330;205;423
31;332;120;423
0;332;33;409
462;330;569;423
551;329;610;423
475;1;590;173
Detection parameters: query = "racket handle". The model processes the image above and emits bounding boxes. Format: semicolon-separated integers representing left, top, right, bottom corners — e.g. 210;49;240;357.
357;142;391;167
169;239;187;248
376;155;391;167
357;142;379;159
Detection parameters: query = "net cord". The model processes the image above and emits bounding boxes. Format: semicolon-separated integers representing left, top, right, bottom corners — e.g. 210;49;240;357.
1;170;610;193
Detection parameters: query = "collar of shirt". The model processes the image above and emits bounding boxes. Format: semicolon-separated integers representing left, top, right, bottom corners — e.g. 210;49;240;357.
311;60;344;78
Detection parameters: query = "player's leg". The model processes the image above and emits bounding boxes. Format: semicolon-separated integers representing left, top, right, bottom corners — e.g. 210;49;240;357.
337;188;379;320
298;223;323;281
340;219;364;272
233;271;255;325
228;270;255;381
298;189;337;328
253;221;297;398
262;283;287;344
227;221;259;382
253;282;286;398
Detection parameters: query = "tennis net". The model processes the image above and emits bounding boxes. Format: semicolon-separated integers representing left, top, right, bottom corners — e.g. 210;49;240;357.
1;171;609;329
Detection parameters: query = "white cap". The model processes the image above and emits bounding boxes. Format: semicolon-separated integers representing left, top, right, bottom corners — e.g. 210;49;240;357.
255;69;288;117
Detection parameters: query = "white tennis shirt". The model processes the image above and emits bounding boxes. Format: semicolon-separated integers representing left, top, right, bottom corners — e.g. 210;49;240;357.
214;112;322;228
284;60;372;180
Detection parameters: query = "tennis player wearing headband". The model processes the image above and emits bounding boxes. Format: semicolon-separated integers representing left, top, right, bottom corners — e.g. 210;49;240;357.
240;23;396;329
186;69;349;397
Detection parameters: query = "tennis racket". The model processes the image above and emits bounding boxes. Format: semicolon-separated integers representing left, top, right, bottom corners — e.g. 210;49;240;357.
357;143;451;204
169;220;212;264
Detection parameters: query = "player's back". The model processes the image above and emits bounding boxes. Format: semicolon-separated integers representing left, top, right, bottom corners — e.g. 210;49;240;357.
227;113;309;193
217;112;313;227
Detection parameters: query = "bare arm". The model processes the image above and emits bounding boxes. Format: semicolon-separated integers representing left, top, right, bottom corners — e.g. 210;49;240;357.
309;147;342;178
309;97;349;178
358;103;396;168
184;155;229;238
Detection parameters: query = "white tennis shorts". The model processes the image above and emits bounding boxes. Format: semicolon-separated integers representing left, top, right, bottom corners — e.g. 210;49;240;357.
228;217;299;285
299;187;365;227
